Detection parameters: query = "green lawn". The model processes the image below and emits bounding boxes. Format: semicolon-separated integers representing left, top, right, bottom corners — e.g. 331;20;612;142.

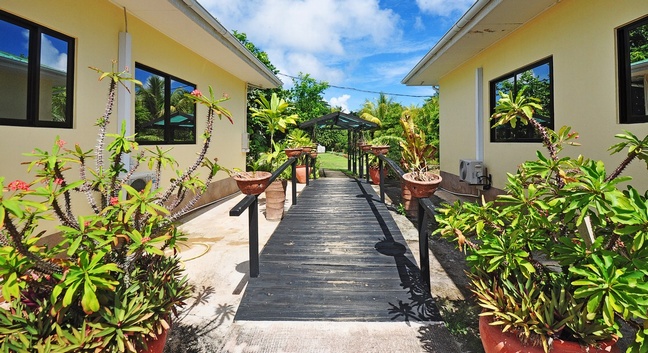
317;152;348;171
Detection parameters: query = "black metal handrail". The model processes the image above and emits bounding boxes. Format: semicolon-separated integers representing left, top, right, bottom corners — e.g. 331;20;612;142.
229;152;316;278
360;150;434;294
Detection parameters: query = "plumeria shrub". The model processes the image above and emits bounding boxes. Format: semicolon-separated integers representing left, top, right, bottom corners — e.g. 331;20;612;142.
0;63;232;352
435;89;648;353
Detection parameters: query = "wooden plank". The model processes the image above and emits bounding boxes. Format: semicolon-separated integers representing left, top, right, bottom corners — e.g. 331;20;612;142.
234;178;441;323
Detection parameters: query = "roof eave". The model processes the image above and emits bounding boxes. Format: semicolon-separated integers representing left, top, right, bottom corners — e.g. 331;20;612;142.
109;0;282;89
402;0;558;87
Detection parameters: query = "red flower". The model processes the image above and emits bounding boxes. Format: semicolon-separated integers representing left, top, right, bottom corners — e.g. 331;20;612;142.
7;180;30;191
56;139;66;147
191;89;202;97
53;178;64;185
110;197;119;206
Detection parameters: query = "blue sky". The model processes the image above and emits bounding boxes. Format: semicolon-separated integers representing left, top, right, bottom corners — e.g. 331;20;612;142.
200;0;476;112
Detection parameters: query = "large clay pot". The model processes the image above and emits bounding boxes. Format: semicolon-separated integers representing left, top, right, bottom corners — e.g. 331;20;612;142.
284;148;302;158
295;165;307;184
264;179;287;221
371;145;389;155
232;171;271;195
402;172;442;198
479;316;619;353
369;167;380;185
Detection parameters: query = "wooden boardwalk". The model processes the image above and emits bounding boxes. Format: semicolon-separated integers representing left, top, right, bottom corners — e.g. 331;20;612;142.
235;177;441;323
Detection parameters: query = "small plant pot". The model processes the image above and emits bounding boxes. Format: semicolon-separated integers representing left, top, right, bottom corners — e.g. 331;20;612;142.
301;146;312;153
371;145;389;155
310;151;318;159
402;172;442;198
232;171;272;195
141;326;170;353
369;167;380;185
295;165;307;184
360;144;372;152
284;148;302;158
479;316;619;353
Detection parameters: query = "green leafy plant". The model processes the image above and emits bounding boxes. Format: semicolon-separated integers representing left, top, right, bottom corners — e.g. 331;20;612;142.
250;92;298;152
435;89;648;352
286;128;313;166
0;63;232;352
399;112;439;181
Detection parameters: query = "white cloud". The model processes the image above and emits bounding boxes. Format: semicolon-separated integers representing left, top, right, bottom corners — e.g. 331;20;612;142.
40;35;67;72
414;16;425;31
329;94;351;113
201;0;401;78
415;0;475;17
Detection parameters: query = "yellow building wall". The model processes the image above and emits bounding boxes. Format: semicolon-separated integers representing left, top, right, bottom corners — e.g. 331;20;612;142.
0;1;247;197
439;0;648;194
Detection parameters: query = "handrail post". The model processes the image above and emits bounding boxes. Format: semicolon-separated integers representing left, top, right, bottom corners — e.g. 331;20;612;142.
249;195;259;277
417;199;431;293
379;158;385;203
291;160;297;205
305;154;310;186
312;156;317;180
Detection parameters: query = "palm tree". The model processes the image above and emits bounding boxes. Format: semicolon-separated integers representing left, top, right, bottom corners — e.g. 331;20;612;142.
359;92;390;127
136;75;165;122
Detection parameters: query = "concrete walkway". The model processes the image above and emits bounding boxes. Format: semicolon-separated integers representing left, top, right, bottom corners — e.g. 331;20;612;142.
163;171;464;353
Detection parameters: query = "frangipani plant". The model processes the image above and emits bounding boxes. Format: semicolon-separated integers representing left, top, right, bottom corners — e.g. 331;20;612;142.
435;89;648;352
0;63;232;352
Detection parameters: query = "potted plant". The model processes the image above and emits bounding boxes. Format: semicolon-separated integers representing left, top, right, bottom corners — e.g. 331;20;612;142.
371;145;390;156
0;64;233;351
286;129;313;184
435;89;648;353
398;112;441;216
249;92;299;220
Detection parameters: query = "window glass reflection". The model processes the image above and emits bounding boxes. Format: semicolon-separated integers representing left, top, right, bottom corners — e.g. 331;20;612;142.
39;33;69;122
0;19;29;120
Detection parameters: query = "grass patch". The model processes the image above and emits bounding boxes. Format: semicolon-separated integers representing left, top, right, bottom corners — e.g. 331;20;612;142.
317;152;348;171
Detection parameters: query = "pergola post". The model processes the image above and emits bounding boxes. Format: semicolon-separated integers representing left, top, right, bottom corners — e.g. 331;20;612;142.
347;130;352;171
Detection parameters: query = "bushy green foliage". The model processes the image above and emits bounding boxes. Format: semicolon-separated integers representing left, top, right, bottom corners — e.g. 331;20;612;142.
0;64;232;352
436;90;648;353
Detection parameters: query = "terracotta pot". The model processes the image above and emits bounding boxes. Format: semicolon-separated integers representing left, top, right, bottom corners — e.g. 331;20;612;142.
369;167;380;185
371;145;389;155
264;179;287;221
402;172;442;198
284;148;302;157
232;171;272;195
479;316;619;353
360;144;372;152
295;165;307;184
401;183;418;218
310;151;318;159
140;327;169;353
301;146;312;153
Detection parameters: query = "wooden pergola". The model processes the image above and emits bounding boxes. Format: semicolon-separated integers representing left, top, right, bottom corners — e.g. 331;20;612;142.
299;111;378;175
